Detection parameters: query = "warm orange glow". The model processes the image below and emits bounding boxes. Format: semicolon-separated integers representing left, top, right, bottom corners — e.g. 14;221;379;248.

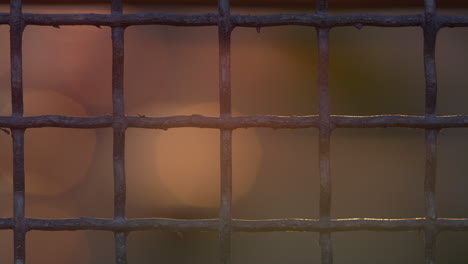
155;103;262;207
0;202;92;264
0;90;96;195
21;22;112;115
128;102;262;208
27;230;92;264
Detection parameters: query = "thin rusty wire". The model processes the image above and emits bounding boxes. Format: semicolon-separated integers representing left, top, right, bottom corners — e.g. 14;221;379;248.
111;0;128;263
0;13;467;27
9;0;26;264
218;1;232;264
423;1;439;264
315;0;333;263
0;217;467;232
5;115;468;129
3;0;468;263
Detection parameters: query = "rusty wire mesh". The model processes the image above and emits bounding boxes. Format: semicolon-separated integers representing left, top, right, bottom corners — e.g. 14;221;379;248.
1;0;468;263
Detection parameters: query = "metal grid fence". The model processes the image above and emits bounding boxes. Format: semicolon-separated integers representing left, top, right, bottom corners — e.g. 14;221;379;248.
1;0;468;263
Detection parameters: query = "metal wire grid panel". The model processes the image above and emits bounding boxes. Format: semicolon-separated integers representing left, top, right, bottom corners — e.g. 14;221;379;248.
1;0;468;263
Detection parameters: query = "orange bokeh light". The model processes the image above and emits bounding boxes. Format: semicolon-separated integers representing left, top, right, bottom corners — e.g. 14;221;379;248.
0;202;92;264
127;102;263;208
0;90;96;196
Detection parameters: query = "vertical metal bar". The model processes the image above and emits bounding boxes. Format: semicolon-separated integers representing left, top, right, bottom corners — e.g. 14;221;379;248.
12;129;25;264
10;0;26;263
111;1;127;263
218;0;232;263
423;1;439;264
10;0;23;118
111;0;125;220
316;1;332;264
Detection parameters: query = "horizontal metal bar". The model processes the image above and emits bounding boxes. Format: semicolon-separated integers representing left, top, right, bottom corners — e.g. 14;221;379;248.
2;115;468;129
0;13;466;28
0;115;114;128
0;13;420;27
232;14;423;27
439;15;468;28
0;217;467;232
332;115;468;128
23;13;218;26
0;0;467;8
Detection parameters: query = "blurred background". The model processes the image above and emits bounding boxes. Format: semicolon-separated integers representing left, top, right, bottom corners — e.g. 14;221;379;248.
0;2;468;264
